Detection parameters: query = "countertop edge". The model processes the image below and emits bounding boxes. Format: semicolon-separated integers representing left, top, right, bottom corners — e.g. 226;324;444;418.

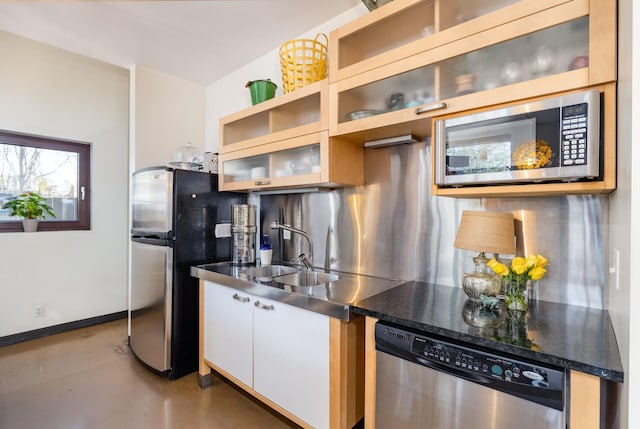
192;266;351;320
191;264;403;321
350;306;624;383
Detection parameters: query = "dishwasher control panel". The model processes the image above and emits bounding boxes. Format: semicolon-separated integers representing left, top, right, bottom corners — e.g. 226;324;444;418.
410;335;560;389
375;322;564;391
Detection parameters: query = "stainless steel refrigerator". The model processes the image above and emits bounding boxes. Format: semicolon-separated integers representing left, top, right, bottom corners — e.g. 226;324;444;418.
129;166;244;379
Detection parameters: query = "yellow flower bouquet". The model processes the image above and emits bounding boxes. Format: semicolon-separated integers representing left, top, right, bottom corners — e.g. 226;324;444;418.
487;254;549;311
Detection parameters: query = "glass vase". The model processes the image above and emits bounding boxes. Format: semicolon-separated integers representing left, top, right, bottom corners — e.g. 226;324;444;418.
504;278;528;311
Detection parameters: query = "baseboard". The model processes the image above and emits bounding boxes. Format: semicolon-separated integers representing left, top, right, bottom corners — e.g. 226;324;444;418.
0;311;128;348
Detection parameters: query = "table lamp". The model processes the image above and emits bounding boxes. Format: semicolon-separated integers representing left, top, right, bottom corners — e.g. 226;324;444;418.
454;210;515;300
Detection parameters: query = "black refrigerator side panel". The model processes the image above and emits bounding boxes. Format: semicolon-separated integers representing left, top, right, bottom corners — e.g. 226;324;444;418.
173;170;246;264
169;169;246;379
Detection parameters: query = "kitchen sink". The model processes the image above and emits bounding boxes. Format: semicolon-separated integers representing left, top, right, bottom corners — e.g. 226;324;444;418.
237;264;298;282
274;271;340;287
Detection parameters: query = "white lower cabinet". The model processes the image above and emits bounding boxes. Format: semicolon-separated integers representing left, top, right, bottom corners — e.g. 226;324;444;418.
203;281;253;387
253;295;330;429
203;281;330;429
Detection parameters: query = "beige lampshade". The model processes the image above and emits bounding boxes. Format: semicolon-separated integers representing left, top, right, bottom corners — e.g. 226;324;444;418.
454;210;516;255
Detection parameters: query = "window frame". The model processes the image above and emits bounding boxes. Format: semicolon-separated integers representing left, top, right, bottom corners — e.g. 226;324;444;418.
0;130;91;232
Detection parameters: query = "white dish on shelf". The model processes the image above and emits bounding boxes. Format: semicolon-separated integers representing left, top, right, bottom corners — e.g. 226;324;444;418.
250;166;267;179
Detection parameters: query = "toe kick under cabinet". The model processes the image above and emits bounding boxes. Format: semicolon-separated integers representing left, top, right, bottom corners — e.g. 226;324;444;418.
198;280;365;429
218;80;363;192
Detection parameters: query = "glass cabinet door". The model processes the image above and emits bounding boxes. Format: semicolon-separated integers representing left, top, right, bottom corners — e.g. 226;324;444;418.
437;0;522;30
223;144;320;183
337;65;436;126
333;13;589;137
220;132;326;191
439;17;589;99
332;0;521;82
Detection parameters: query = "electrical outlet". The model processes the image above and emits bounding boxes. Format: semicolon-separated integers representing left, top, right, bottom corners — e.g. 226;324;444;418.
608;248;620;290
283;229;291;240
34;304;44;318
614;248;620;290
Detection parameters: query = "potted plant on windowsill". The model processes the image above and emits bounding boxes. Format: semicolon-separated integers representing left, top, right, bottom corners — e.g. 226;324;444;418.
2;192;56;232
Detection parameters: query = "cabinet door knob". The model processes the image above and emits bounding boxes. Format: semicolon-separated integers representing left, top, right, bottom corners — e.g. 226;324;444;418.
232;293;250;303
254;180;272;186
415;102;447;115
254;301;275;310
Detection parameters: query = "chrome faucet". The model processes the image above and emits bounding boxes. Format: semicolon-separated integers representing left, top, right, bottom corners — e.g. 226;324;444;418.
293;253;314;270
270;221;314;269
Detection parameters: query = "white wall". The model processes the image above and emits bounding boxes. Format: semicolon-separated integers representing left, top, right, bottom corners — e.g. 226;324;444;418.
629;5;640;422
131;65;206;170
0;30;130;336
205;4;367;153
610;1;639;428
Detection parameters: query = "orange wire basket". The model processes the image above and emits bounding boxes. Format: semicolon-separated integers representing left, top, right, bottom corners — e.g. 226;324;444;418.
279;33;328;93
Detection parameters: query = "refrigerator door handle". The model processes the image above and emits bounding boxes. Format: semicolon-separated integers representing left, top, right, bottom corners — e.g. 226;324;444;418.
164;246;174;363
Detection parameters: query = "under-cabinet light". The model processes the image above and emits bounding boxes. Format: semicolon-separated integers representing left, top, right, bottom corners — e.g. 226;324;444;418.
253;187;325;196
364;134;420;148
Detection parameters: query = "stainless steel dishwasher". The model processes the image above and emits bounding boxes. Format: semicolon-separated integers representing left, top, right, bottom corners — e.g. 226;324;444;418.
375;321;566;429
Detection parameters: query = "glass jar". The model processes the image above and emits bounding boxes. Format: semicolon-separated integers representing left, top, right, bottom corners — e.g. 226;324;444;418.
504;277;529;311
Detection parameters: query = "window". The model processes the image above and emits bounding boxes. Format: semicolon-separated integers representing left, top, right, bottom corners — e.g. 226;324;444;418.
0;130;91;232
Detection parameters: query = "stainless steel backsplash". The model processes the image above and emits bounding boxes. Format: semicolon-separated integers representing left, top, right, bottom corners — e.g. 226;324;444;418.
259;141;607;309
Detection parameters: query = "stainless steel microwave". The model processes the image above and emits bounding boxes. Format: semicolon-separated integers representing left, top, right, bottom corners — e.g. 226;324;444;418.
434;90;601;186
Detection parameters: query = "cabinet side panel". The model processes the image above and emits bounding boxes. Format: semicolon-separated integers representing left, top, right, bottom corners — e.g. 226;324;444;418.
569;370;601;429
329;316;365;429
198;280;210;378
364;317;378;429
588;0;617;84
329;138;364;186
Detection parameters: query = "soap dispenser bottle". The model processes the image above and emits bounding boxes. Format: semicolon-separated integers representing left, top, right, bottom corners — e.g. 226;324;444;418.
259;234;272;266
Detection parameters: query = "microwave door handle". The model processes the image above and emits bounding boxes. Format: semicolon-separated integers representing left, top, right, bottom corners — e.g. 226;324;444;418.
415;102;448;115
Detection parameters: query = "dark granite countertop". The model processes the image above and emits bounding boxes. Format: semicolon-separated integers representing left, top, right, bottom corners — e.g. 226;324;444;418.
351;281;624;383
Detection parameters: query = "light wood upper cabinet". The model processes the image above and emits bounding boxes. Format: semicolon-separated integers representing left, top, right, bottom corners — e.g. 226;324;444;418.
217;0;615;195
328;0;616;145
219;131;363;191
219;80;363;191
220;80;328;154
330;0;524;82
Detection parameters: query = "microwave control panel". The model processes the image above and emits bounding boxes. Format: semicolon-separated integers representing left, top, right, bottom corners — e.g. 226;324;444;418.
561;103;588;166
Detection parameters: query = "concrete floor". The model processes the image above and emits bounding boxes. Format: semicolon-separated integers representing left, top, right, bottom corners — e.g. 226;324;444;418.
0;318;300;429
